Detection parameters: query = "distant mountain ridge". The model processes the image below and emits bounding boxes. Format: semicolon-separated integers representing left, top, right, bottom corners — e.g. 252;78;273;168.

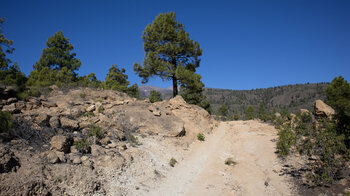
139;83;328;116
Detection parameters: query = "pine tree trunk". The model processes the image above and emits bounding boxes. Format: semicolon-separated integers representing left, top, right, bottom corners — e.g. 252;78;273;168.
172;75;178;97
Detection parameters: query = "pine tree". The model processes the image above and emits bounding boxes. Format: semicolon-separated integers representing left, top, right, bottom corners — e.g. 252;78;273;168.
0;18;14;70
245;105;255;120
133;11;202;98
0;18;26;89
34;30;81;73
218;104;229;117
149;90;162;103
326;76;350;135
258;102;268;121
104;65;129;91
104;64;139;98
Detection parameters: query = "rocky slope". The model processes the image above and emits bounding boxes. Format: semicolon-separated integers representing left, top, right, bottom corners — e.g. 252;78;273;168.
0;86;214;195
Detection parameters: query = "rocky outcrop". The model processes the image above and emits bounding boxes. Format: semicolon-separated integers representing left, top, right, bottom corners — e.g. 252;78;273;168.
314;100;335;119
0;87;215;195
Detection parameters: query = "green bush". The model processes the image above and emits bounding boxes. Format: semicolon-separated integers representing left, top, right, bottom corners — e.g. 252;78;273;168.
0;111;12;134
169;157;177;167
149;90;162;103
234;113;239;120
225;158;237;166
88;124;105;138
275;112;346;185
245;105;255;120
197;133;205;141
98;106;105;113
82;111;95;117
74;139;90;153
276;123;296;157
218;104;228;117
325;76;350;139
80;93;86;99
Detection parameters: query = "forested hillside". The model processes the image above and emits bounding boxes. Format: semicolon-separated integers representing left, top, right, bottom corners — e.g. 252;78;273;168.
204;83;328;116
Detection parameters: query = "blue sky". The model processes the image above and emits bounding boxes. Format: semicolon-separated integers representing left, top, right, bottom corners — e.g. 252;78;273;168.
1;0;349;90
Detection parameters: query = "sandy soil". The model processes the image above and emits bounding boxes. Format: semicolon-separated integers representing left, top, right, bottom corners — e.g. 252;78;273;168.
109;120;296;196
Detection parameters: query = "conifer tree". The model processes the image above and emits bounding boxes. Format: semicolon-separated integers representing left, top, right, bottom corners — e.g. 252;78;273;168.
133;11;202;98
245;105;255;120
104;64;139;98
0;18;14;70
104;65;129;91
218;104;229;117
34;30;81;73
0;18;26;89
326;76;350;135
149;90;162;103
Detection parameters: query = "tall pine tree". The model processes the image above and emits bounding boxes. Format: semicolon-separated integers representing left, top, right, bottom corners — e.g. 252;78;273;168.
133;11;202;98
34;30;81;73
29;31;81;86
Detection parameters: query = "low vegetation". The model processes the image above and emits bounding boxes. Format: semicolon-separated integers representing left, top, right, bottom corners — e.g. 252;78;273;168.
88;124;105;139
0;111;12;134
74;139;90;154
169;157;177;167
225;158;236;166
149;90;162;103
197;133;205;141
275;76;350;186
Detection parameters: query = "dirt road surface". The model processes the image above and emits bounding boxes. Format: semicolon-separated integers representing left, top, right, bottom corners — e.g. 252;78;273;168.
145;120;296;196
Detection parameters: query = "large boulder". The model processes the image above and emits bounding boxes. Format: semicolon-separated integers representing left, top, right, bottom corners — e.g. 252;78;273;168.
50;135;72;153
314;100;335;119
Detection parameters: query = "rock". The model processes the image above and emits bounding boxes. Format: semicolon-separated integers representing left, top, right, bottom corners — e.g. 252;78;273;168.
71;108;82;118
41;101;57;108
339;178;347;186
72;155;82;164
93;155;124;168
117;142;127;151
60;117;79;130
70;146;79;153
50;135;72;153
25;103;33;110
107;142;117;148
169;95;188;109
28;98;40;106
344;187;350;193
34;114;50;126
153;109;161;117
0;147;20;173
2;103;19;113
314;100;335;119
86;105;96;112
6;97;17;104
79;121;90;129
91;145;105;156
275;113;281;118
15;101;26;110
47;151;60;164
300;109;310;114
55;151;66;162
81;156;93;168
49;116;60;128
100;137;111;146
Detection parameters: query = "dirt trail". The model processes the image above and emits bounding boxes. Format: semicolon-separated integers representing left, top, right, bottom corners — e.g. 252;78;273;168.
146;120;296;196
